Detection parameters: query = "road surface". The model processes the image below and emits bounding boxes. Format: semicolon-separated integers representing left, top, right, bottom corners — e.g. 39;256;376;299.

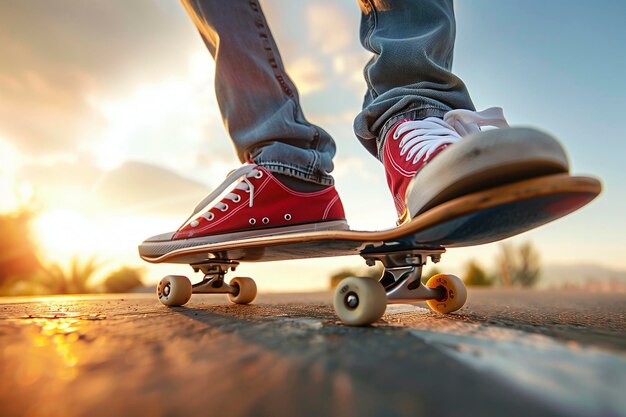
1;289;624;417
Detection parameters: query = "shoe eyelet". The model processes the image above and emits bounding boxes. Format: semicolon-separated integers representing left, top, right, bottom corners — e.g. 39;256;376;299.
249;218;256;225
254;171;263;179
219;204;229;212
232;195;241;203
190;220;199;227
262;217;270;224
284;213;292;221
204;212;215;221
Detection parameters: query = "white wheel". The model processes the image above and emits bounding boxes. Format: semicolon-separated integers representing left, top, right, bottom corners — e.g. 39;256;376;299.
425;273;467;314
157;275;192;306
333;277;387;326
228;277;257;304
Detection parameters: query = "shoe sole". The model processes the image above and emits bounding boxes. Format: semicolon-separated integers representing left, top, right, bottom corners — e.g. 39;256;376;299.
406;127;570;218
139;219;349;258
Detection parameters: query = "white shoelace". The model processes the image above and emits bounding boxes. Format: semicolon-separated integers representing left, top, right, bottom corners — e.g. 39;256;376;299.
179;164;262;229
392;107;510;164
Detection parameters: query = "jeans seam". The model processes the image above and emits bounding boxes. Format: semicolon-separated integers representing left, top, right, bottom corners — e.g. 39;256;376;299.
249;0;321;154
362;0;380;99
311;127;320;150
363;0;380;54
249;0;295;100
308;149;319;174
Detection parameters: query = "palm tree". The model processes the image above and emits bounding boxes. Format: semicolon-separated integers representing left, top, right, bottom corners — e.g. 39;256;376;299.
40;256;100;294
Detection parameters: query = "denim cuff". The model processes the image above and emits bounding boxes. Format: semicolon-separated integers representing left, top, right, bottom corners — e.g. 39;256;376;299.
250;141;335;186
252;159;335;186
376;106;450;162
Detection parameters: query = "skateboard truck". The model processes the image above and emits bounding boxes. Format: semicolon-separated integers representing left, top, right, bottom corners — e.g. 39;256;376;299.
188;248;449;302
190;260;240;295
362;249;447;304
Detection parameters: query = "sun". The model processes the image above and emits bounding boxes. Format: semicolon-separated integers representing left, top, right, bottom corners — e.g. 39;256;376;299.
32;209;93;260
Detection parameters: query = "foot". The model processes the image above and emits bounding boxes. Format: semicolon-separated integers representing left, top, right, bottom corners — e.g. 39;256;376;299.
382;107;570;223
139;164;348;258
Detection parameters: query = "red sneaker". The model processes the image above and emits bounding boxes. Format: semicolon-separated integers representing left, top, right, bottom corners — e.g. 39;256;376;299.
382;107;569;223
383;115;463;223
139;164;348;257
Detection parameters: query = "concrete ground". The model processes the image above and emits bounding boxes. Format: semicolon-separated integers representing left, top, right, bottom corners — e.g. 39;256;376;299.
1;289;625;417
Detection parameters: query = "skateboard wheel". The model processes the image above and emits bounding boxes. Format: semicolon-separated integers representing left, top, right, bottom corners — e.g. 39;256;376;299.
157;275;192;306
425;274;467;314
228;277;257;304
333;277;387;326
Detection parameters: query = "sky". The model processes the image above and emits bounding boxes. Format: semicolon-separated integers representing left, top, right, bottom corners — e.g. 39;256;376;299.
0;0;625;291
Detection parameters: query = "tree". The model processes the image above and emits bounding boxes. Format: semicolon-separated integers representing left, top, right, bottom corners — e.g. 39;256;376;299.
515;242;541;287
0;209;41;286
103;267;144;293
40;256;100;294
421;266;442;284
463;260;492;286
496;241;541;287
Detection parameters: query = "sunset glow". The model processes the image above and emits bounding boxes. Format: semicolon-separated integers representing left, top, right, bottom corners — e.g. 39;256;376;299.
33;209;92;256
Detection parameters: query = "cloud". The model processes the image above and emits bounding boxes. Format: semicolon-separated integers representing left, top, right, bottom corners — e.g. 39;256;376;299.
92;161;209;218
0;0;238;195
19;158;210;219
262;1;368;101
287;57;327;95
0;0;200;156
306;3;353;55
85;55;225;172
333;155;383;185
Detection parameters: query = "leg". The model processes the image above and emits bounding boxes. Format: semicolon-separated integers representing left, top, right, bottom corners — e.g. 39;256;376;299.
353;0;567;223
139;0;348;254
181;0;336;185
353;0;475;158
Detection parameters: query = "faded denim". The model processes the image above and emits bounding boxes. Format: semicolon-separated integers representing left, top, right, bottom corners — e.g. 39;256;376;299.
182;0;474;184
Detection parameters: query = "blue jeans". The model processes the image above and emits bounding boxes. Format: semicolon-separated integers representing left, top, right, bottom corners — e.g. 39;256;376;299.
182;0;475;185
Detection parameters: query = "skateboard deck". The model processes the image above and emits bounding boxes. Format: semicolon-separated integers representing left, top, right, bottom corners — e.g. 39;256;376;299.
141;174;600;265
145;173;600;326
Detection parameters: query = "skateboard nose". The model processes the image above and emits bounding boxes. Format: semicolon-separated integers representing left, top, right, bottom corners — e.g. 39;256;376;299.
144;231;176;242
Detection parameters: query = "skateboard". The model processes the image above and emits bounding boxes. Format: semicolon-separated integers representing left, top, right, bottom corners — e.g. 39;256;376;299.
140;174;601;325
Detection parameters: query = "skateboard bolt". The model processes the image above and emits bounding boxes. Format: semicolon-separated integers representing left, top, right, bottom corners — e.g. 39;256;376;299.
345;292;359;309
365;259;375;267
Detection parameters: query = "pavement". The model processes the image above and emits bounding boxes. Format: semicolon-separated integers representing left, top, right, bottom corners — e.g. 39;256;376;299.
1;289;625;417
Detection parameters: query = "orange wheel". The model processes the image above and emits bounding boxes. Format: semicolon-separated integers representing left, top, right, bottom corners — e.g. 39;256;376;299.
425;274;467;313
